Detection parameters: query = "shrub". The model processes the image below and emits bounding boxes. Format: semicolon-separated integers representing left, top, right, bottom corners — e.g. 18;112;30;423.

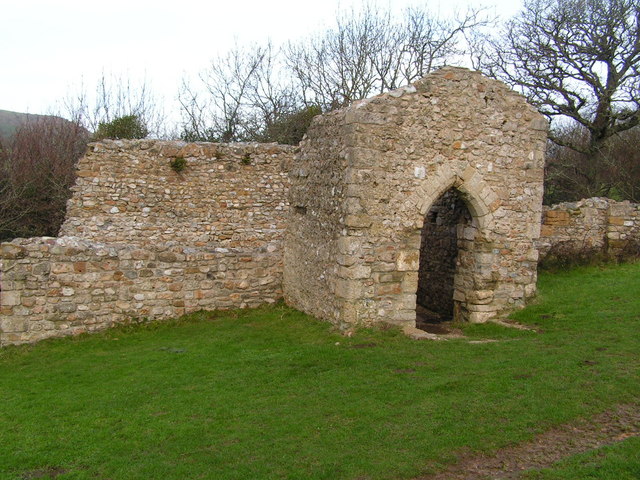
0;117;88;240
259;105;321;145
169;156;187;173
94;115;148;140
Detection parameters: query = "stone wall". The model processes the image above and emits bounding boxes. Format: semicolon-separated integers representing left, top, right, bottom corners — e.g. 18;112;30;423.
283;109;352;325
1;140;294;346
1;237;281;346
538;197;640;261
60;140;294;248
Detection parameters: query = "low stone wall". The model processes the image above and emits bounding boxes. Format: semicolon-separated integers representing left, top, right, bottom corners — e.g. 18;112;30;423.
0;139;294;346
0;237;282;346
538;197;640;261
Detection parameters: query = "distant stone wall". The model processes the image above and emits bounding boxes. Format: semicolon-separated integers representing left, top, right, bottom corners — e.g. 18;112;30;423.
538;197;640;261
60;140;294;248
0;237;281;346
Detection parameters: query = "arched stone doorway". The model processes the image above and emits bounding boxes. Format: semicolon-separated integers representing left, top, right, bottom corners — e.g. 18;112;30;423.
416;188;475;330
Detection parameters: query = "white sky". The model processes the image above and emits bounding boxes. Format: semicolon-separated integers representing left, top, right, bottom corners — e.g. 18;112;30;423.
0;0;522;122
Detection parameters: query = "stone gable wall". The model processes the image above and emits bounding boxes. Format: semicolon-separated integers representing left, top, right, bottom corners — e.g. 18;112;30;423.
285;67;548;327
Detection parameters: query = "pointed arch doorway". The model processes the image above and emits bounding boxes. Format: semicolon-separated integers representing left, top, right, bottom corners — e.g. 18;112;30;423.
416;187;476;332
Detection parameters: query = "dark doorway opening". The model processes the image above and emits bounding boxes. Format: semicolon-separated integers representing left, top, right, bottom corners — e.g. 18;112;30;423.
416;188;472;333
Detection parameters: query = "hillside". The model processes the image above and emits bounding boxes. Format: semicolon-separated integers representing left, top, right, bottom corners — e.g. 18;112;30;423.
0;109;76;144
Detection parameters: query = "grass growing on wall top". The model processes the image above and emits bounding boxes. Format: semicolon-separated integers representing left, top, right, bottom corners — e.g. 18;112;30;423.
0;262;639;479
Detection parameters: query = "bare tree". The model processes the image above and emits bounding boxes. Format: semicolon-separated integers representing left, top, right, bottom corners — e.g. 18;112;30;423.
246;43;303;141
64;73;165;138
545;123;640;203
179;5;491;143
398;7;493;86
481;0;640;158
179;41;303;143
180;44;266;142
286;5;492;111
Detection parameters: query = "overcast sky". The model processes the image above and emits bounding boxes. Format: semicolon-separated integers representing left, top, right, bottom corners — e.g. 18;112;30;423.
1;0;522;122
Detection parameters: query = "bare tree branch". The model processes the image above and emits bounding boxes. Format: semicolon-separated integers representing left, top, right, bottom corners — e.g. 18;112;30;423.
481;0;640;157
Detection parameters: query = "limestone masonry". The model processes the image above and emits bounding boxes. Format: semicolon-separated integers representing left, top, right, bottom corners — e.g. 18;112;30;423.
1;68;638;346
60;140;294;247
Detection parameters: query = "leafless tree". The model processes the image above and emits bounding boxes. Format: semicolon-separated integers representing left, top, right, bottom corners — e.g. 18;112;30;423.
179;42;301;143
481;0;640;158
246;42;302;140
179;5;491;143
64;72;165;138
286;5;492;110
179;43;264;142
545;123;640;203
398;7;493;86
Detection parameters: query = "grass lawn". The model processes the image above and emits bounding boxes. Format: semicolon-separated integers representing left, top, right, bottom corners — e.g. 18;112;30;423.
0;262;638;479
523;436;640;479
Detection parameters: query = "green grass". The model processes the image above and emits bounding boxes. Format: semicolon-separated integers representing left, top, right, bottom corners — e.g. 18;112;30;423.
523;437;640;479
0;262;639;480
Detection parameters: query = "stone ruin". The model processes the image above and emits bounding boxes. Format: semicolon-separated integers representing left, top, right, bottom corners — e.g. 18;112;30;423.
4;66;636;346
284;67;548;328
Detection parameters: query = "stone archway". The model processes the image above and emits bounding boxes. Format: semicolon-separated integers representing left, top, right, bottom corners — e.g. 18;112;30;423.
416;188;473;329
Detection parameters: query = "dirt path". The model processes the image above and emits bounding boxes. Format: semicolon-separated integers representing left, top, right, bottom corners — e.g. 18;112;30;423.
415;403;640;479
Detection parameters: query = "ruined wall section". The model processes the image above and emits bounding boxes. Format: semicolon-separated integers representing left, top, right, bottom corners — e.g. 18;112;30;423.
283;111;351;326
1;236;282;346
1;140;295;346
61;140;294;248
538;197;640;261
607;200;640;257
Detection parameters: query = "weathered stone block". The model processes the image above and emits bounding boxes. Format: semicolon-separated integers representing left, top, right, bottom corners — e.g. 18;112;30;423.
396;251;419;271
374;283;402;295
337;265;372;280
1;318;26;332
344;215;372;228
334;279;362;300
543;210;571;225
1;291;20;306
0;244;26;259
57;303;77;314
